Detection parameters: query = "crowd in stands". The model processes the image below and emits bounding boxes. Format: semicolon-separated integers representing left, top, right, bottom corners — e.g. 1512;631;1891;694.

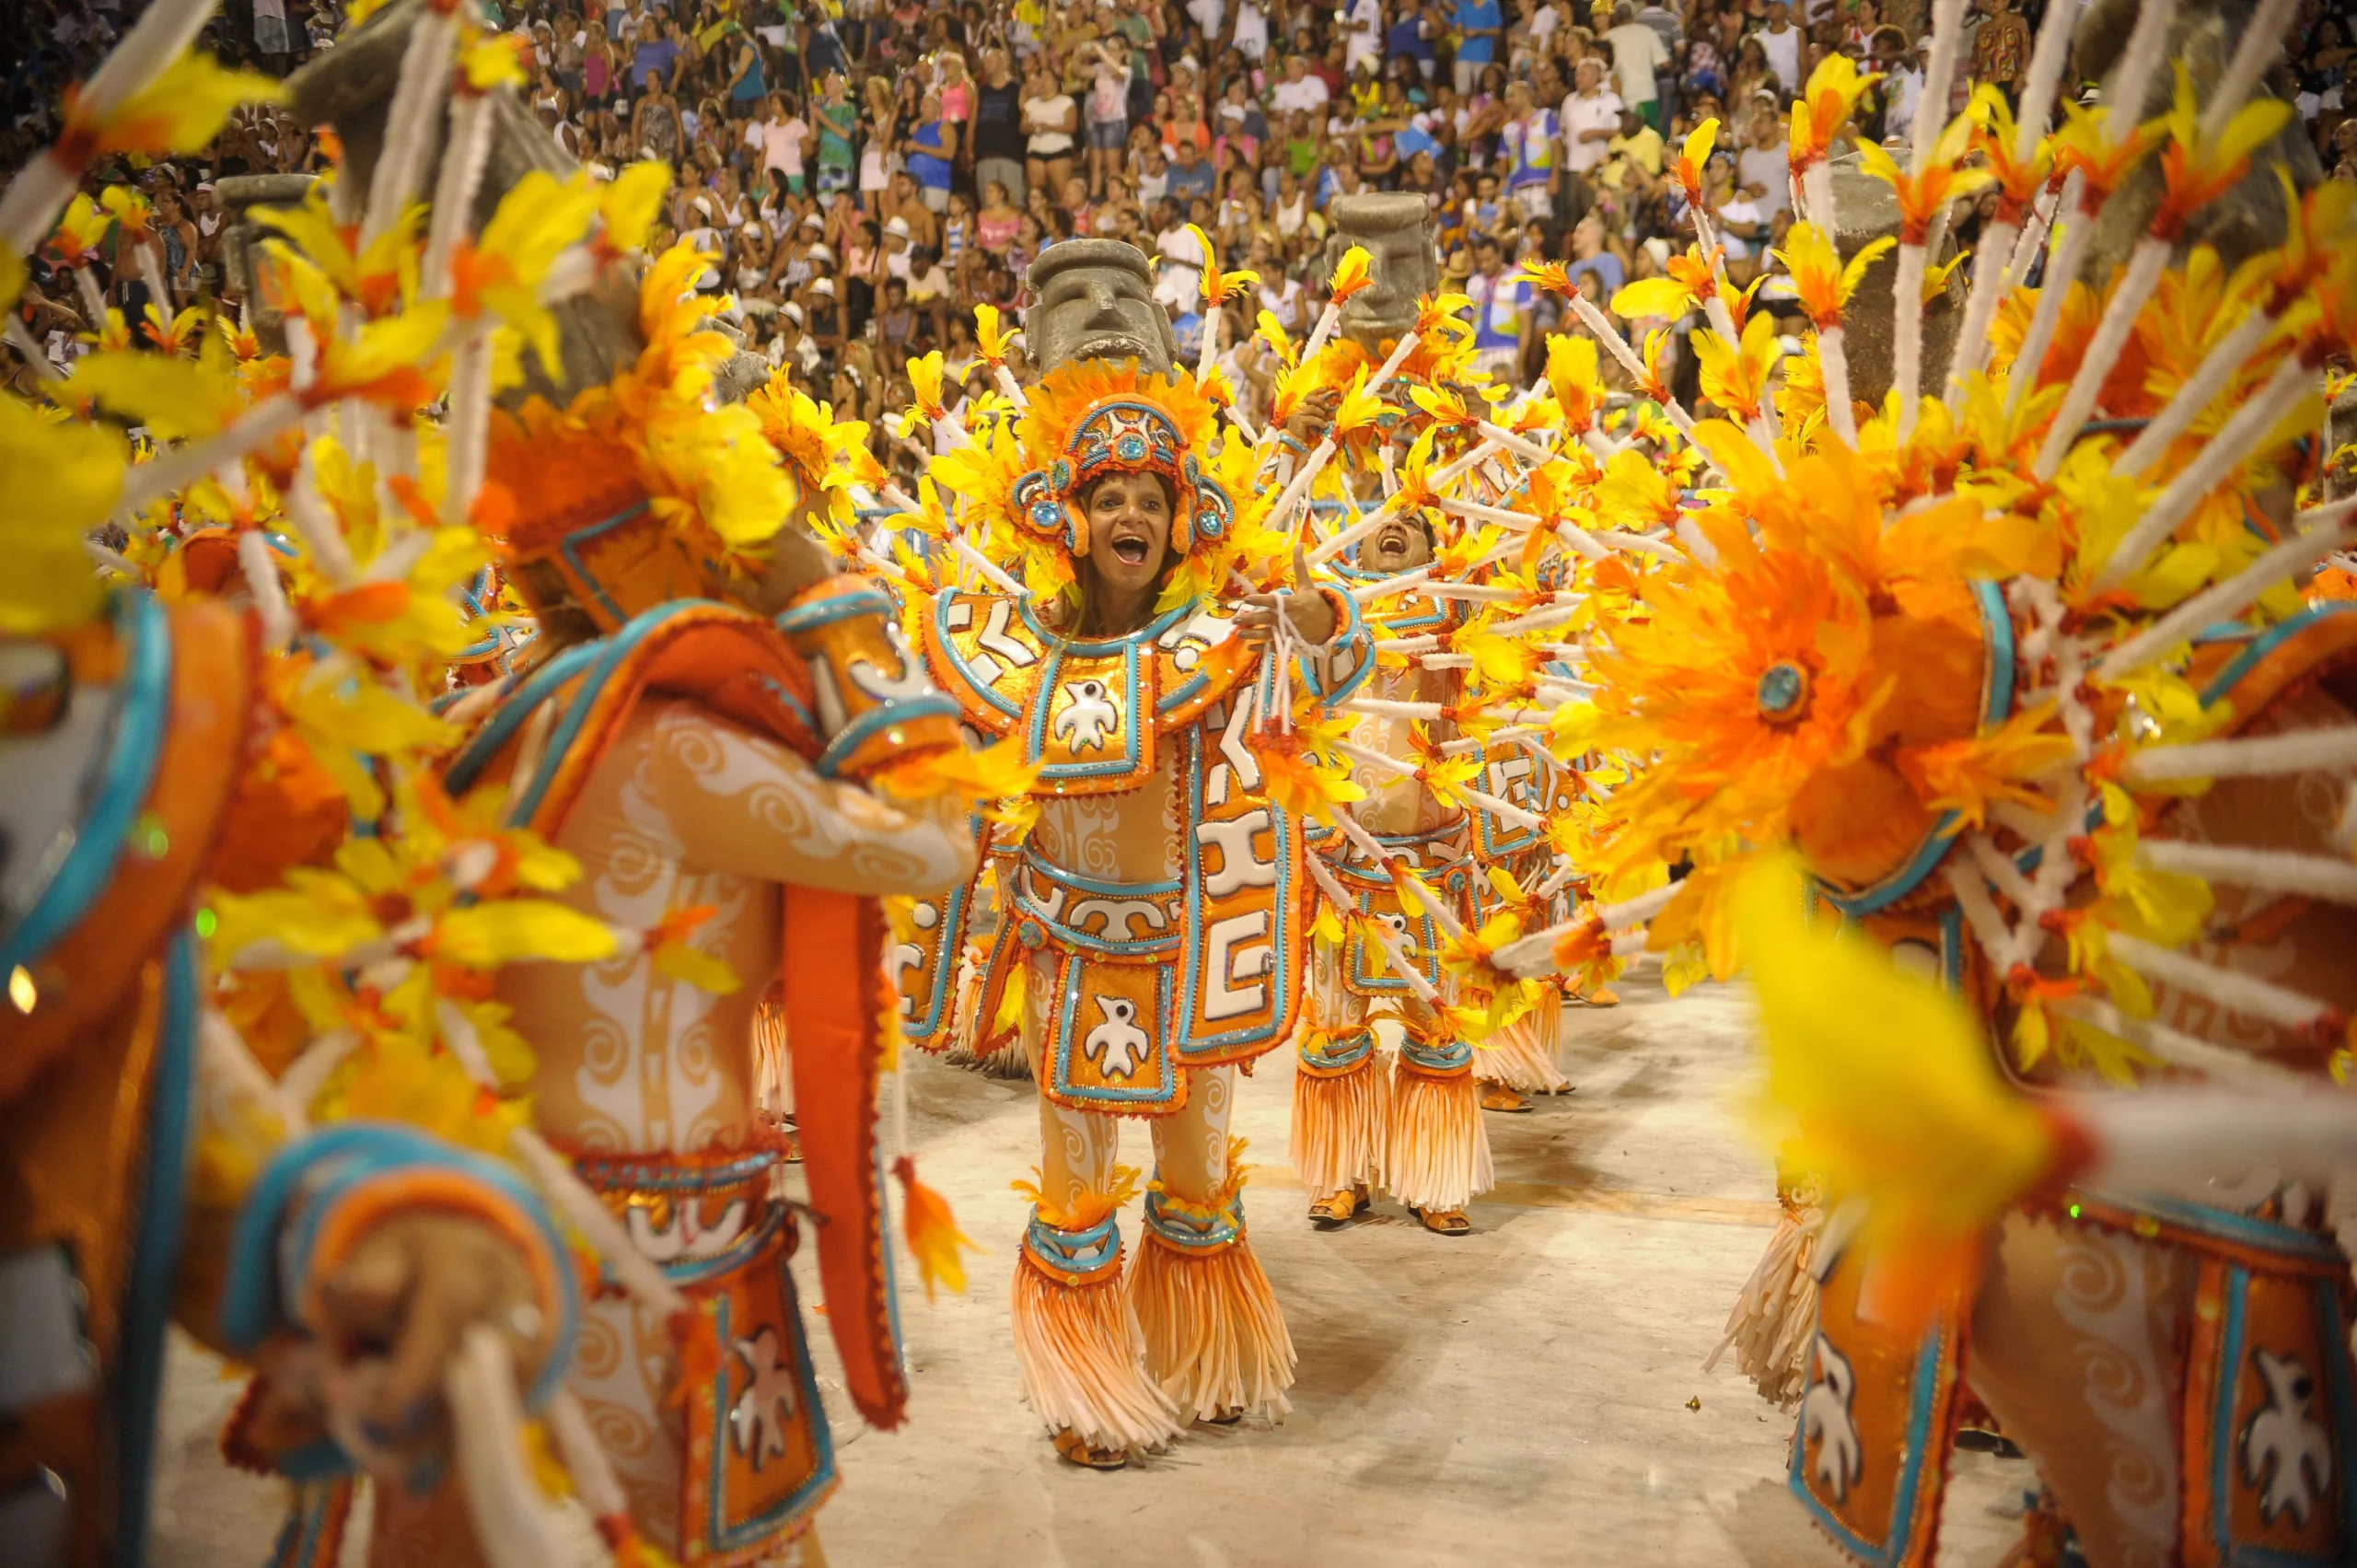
6;0;2355;482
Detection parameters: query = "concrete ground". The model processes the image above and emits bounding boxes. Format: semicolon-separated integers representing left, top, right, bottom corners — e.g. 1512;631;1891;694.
152;973;2033;1566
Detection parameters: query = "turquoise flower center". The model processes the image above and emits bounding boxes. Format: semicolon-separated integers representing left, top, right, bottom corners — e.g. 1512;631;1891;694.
1756;661;1808;719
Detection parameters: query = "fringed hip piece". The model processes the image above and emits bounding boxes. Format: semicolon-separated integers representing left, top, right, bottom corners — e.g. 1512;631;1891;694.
1387;1031;1494;1213
1129;1178;1297;1424
1473;1001;1570;1093
1290;1022;1387;1198
1012;1206;1183;1452
1703;1173;1825;1409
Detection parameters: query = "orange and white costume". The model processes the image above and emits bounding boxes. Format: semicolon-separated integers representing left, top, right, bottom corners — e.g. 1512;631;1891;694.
896;360;1375;1451
416;305;979;1561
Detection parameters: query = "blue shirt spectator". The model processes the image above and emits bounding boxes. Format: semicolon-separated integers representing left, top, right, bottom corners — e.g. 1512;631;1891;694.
633;31;678;90
1454;0;1501;65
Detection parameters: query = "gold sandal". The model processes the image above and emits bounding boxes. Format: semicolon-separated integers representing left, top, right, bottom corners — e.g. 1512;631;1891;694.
1051;1428;1129;1469
1307;1184;1369;1229
1573;985;1620;1006
1479;1085;1532;1112
1413;1206;1472;1236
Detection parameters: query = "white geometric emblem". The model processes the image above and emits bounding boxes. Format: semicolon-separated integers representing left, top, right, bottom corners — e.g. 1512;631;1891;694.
728;1326;799;1469
1802;1333;1864;1503
1052;678;1120;753
1082;994;1151;1078
2245;1346;2335;1527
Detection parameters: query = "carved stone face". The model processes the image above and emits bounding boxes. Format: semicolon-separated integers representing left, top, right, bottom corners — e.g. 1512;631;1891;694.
1025;239;1178;374
1326;194;1438;351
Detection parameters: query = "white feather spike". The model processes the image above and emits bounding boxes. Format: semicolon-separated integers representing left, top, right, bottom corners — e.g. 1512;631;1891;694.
2011;0;2080;166
2103;0;2182;140
1819;323;1861;446
2124;727;2357;784
277;1028;359;1112
422;90;496;296
443;333;493;526
1474;419;1555;466
2034;235;2173;478
83;539;136;578
1435;494;1544;530
1333;740;1548;831
238;526;298;651
6;319;62;379
2111;308;2275;480
1346;564;1433;601
2055;997;2309;1087
2102;931;2331;1030
2095;504;2357;679
2003;177;2068;292
1565;292;1699;436
1555;519;1612;562
1964;830;2040;913
2137;838;2357;907
1438;725;1546;755
2077;1085;2357;1199
2090;358;2323;593
1943;218;2020;405
1300;843;1440;1003
2003;213;2096;420
1940;860;2013;962
364;7;459;244
1332;806;1471;941
1307;492;1411;566
1891;240;1930;440
138;244;174;316
508;1127;691;1322
2197;0;2299;145
444;1328;571;1568
1910;0;1971;179
1341;696;1447;721
117;392;308;517
544;1390;629;1521
199;1006;309;1137
283;443;363;589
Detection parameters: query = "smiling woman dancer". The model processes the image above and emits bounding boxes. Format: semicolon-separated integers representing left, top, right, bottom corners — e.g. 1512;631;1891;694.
906;240;1376;1467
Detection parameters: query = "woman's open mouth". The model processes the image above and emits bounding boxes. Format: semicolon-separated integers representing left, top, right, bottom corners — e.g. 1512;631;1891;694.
1109;536;1151;565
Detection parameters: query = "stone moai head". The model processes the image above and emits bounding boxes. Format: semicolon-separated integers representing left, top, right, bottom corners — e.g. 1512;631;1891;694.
1024;239;1180;375
1325;193;1438;352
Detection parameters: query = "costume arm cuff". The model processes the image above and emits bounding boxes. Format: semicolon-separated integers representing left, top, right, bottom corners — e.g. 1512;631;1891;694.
219;1122;579;1413
1295;586;1374;705
775;574;966;779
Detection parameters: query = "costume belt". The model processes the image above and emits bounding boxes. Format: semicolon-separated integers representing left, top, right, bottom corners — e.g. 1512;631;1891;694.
572;1143;838;1567
1318;819;1470;888
1007;845;1184;959
573;1144;795;1290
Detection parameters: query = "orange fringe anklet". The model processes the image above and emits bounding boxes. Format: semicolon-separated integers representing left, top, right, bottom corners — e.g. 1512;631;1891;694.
1387;1049;1493;1213
1012;1216;1181;1452
1130;1187;1296;1423
1290;1026;1386;1197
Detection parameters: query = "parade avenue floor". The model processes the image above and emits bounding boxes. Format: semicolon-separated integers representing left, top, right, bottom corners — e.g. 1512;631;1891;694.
153;974;2031;1566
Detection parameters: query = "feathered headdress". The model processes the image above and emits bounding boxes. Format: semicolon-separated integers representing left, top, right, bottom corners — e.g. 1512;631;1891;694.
482;243;801;633
1008;361;1234;563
